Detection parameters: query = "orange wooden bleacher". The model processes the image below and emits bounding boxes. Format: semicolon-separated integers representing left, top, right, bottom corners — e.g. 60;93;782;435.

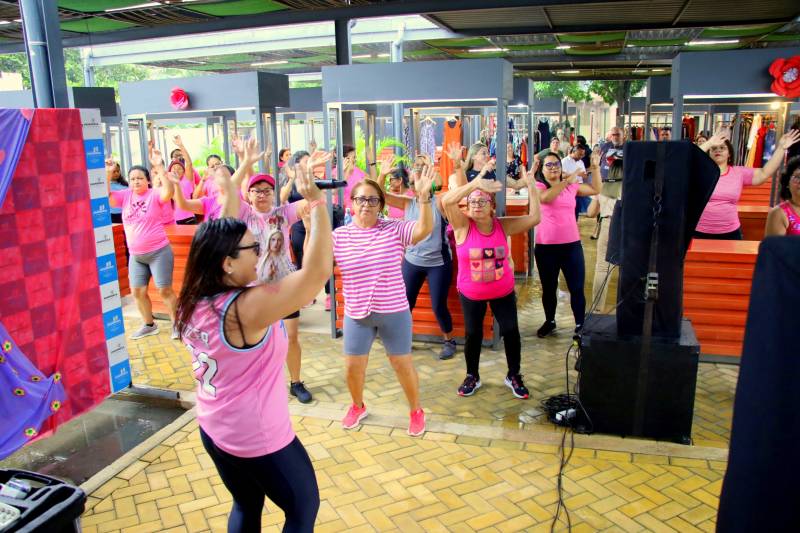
682;239;759;359
112;224;130;297
147;225;195;316
506;196;530;274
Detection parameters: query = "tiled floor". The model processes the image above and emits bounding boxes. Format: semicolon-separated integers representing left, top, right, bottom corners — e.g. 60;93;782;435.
89;217;738;531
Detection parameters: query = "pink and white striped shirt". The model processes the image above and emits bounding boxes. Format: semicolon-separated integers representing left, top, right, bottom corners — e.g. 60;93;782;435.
333;218;416;319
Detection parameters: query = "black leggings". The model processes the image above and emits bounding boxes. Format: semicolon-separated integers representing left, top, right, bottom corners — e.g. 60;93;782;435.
693;228;743;240
200;429;319;533
534;241;586;325
402;258;453;334
459;291;521;379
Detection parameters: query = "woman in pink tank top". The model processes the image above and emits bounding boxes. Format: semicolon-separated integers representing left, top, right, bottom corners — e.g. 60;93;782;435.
175;163;332;533
441;165;541;399
766;157;800;236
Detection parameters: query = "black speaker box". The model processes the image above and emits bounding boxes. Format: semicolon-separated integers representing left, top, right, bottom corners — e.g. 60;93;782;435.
616;142;719;338
578;314;700;443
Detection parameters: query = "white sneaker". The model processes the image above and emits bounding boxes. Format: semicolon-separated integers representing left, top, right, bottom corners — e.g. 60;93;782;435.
130;323;159;340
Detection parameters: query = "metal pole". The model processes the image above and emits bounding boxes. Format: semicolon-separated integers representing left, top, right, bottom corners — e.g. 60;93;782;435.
644;79;652;141
391;24;405;158
527;81;535;166
120;116;131;171
81;49;95;87
19;0;69;108
335;19;355;147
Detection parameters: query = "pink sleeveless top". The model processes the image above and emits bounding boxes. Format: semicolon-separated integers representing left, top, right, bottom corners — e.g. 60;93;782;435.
781;201;800;236
456;218;514;300
183;291;293;458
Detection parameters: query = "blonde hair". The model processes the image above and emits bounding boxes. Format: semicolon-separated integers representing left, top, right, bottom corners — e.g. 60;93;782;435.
465;143;488;172
256;229;295;282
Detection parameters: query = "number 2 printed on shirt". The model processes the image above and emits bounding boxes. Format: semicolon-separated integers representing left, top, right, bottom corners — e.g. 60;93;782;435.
191;351;218;396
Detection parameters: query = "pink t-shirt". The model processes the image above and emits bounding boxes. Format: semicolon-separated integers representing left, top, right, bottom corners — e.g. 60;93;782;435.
111;188;171;255
332;218;416;319
780;201;800;236
535;181;581;245
203;178;219;198
332;166;367;209
456;218;514;301
696;166;755;234
241;202;299;281
184;291;293;457
174;177;196;222
201;194;250;221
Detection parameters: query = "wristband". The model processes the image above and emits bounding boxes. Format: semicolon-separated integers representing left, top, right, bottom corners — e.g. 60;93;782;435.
308;199;326;210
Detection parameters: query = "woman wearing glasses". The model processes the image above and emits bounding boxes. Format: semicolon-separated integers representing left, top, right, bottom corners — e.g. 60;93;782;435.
441;167;541;399
219;141;332;405
174;162;331;533
534;151;601;339
766;157;800;236
333;170;435;436
697;129;800;239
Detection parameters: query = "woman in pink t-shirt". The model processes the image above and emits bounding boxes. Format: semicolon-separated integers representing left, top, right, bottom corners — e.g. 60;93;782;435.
766;156;800;236
441;167;541;399
108;149;177;340
697;129;800;239
167;138;197;225
534;151;601;339
175;167;331;533
332;171;434;437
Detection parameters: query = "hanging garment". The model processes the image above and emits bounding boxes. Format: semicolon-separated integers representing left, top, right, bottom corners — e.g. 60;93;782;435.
508;118;515;143
745;114;762;167
403;121;412;159
537;119;551;152
762;127;777;166
752;126;767;168
520;140;528;167
419;120;436;161
788;116;800;161
439;119;462;181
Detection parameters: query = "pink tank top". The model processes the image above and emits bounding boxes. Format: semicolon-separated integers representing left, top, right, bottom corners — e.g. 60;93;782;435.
456;218;514;300
183;291;293;458
781;201;800;236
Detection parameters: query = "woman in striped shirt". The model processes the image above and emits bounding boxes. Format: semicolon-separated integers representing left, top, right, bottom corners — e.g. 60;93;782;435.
332;167;435;437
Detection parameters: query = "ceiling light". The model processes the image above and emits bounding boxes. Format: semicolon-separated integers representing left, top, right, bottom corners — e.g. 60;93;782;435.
651;68;665;72
556;45;571;50
0;20;11;25
105;2;160;12
251;60;289;66
770;102;782;110
353;53;390;59
468;47;508;53
632;69;648;73
14;18;22;22
558;70;580;74
686;39;739;46
179;59;205;64
626;44;636;47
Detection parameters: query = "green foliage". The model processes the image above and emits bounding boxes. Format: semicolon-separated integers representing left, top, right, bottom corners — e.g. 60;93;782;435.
533;81;592;102
587;80;647;106
351;125;409;172
192;136;228;172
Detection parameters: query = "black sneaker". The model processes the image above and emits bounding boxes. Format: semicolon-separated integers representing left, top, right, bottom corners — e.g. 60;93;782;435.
290;381;313;404
439;340;457;360
537;320;557;338
574;324;583;334
504;374;530;399
457;374;482;397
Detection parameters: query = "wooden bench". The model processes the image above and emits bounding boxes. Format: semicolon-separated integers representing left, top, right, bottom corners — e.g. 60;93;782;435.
682;239;759;360
737;205;769;241
112;224;130;297
147;225;195;316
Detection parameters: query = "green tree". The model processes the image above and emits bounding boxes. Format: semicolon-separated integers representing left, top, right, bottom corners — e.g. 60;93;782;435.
533;81;592;102
588;80;647;126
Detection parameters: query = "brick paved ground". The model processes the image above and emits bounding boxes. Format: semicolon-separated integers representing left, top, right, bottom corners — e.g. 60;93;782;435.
88;218;736;531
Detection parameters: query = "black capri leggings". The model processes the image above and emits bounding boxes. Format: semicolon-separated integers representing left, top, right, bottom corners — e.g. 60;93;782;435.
534;241;586;326
459;290;521;379
200;428;319;533
401;258;453;334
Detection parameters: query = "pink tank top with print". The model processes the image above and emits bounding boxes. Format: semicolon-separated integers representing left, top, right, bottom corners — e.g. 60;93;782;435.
456;218;514;300
780;201;800;236
183;291;293;458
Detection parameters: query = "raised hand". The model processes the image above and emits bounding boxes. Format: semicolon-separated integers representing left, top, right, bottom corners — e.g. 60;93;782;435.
307;150;333;171
481;158;496;174
709;128;730;146
590;150;601;168
149;147;164;168
231;135;245;160
378;153;397;176
445;141;463;163
415;165;435;199
778;129;800;151
164;171;180;185
296;159;324;202
173;134;184;147
243;137;265;166
476;178;502;194
105;157;116;170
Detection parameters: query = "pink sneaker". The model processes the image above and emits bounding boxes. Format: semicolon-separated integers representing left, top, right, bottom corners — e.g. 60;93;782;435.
325;295;331;311
342;403;367;429
408;408;426;437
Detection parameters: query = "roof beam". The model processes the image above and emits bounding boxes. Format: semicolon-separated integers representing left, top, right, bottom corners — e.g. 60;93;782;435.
511;52;675;65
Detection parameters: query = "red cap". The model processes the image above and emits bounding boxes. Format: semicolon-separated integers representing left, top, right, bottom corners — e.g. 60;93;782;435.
248;174;275;189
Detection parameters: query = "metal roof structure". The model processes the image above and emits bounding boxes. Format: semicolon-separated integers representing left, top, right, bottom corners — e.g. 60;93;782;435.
1;1;799;81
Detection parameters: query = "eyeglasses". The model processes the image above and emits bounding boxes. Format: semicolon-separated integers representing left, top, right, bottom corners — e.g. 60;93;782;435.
249;188;274;196
790;175;800;183
353;196;381;207
389;176;402;181
235;242;261;256
468;199;489;207
544;162;562;169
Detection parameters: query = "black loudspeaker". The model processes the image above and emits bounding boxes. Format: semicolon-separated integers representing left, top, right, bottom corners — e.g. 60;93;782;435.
616;142;719;338
578;315;700;443
717;237;800;532
605;200;623;266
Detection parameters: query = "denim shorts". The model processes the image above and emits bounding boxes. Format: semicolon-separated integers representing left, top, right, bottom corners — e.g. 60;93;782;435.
343;310;413;356
129;244;174;289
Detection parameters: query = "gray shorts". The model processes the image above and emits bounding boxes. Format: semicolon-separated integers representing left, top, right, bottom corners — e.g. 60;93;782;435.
343;310;413;356
129;244;174;289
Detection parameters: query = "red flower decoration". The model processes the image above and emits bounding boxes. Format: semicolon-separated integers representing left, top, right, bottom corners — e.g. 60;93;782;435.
170;87;190;110
769;56;800;98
